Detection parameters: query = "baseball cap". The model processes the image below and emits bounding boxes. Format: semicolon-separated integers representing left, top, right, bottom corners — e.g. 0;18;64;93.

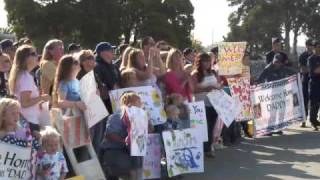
68;43;81;52
272;37;282;44
94;42;116;54
0;39;14;50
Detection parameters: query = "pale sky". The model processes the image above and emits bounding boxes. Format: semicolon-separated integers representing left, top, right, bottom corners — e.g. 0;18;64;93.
0;0;306;46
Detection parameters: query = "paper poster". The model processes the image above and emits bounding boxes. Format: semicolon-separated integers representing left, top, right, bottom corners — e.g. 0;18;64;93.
80;71;109;128
109;86;166;125
127;106;149;156
0;142;32;179
227;76;253;121
50;108;91;148
162;128;204;177
207;90;242;127
143;134;161;179
218;42;247;75
187;101;208;142
251;75;305;137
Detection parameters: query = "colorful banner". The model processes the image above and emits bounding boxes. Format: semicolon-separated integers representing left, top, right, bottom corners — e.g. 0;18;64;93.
80;71;109;128
227;76;253;121
143;134;161;179
218;42;247;75
187;101;208;142
109;86;166;125
0;142;32;179
127;106;149;156
207;90;242;127
251;75;305;137
162;128;204;177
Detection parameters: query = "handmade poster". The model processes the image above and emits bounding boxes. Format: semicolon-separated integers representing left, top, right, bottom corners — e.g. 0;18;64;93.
143;134;161;179
218;42;247;75
80;71;109;128
0;142;32;179
251;75;305;137
109;86;166;125
207;90;242;127
50;108;91;148
127;106;149;156
162;128;204;177
227;76;253;121
187;101;208;142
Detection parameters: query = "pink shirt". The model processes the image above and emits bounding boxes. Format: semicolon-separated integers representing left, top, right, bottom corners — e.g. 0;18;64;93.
163;71;192;101
15;71;40;124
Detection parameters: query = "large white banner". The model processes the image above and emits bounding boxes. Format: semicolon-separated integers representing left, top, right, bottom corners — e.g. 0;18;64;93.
251;75;305;137
109;86;166;125
80;71;109;128
127;106;149;156
162;128;204;177
207;90;242;127
0;142;32;180
143;134;161;179
187;101;208;142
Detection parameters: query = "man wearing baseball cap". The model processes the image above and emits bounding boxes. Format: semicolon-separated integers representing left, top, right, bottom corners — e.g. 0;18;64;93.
307;40;320;131
0;39;15;62
265;37;289;65
94;42;120;113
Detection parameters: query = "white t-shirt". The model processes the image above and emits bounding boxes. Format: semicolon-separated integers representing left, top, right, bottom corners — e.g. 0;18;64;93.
15;71;40;124
194;75;219;106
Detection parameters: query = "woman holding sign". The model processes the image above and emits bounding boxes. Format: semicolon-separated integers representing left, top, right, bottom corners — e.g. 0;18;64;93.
191;53;223;158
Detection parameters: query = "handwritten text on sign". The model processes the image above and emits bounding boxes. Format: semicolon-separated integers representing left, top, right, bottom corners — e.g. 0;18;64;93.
0;143;32;179
187;101;208;142
218;42;247;75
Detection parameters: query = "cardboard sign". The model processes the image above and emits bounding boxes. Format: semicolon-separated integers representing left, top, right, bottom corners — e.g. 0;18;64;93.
143;134;161;179
218;42;247;75
109;86;166;125
162;128;204;177
187;101;208;142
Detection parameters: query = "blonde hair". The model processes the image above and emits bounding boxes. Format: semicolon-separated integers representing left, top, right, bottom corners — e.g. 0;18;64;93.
8;45;35;94
127;49;144;70
41;39;63;61
121;69;137;88
0;98;20;131
77;49;94;63
120;47;135;72
120;92;141;106
40;126;61;149
166;48;183;71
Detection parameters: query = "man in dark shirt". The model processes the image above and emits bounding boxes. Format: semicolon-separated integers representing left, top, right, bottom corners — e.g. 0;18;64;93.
299;39;314;127
94;42;121;113
265;38;289;65
307;40;320;131
258;53;296;83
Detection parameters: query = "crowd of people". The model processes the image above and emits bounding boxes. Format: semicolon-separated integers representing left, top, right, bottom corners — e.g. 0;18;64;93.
0;35;319;180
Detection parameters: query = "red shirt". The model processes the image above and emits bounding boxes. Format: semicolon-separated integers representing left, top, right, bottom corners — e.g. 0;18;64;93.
163;71;192;101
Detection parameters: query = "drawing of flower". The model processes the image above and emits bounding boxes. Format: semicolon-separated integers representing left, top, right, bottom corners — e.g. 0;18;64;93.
151;90;161;107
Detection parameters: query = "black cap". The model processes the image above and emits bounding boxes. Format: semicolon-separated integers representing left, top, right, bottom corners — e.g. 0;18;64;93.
0;39;14;50
68;43;81;52
94;42;116;54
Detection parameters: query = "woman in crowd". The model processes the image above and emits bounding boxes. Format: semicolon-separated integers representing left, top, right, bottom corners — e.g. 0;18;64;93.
163;48;194;101
119;46;134;72
76;49;96;80
52;55;86;112
192;52;223;158
126;48;157;86
0;52;11;97
8;45;50;137
40;39;64;95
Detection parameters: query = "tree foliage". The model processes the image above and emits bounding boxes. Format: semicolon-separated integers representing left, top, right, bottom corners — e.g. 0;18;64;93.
225;0;320;58
4;0;194;49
